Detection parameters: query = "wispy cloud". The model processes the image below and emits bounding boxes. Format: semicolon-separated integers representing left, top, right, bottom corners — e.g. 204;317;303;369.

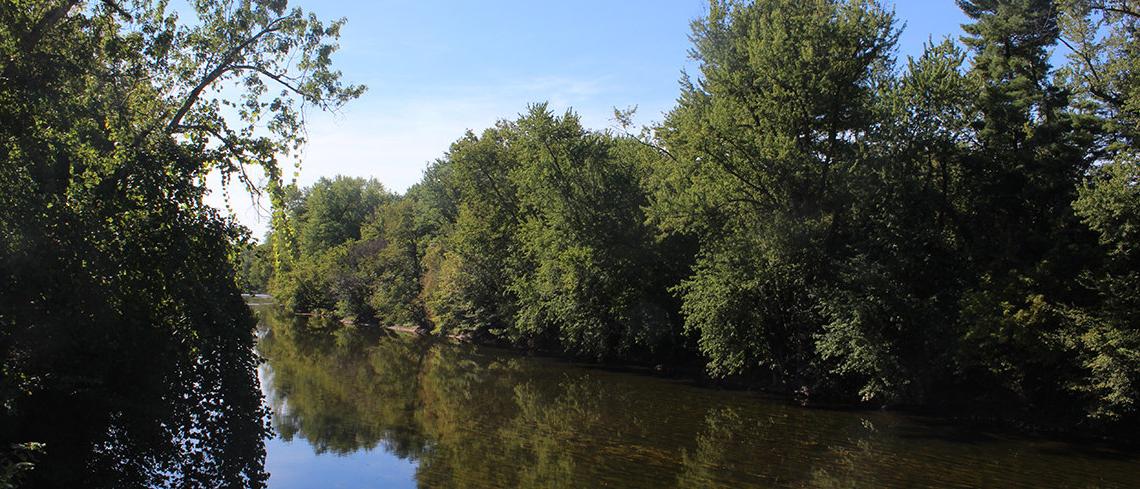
208;74;650;238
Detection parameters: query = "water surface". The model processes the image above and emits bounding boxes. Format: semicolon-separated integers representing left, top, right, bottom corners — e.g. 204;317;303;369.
255;307;1140;488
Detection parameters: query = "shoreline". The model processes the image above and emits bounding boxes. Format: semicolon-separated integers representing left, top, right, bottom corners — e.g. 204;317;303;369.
249;300;1140;450
372;323;1138;450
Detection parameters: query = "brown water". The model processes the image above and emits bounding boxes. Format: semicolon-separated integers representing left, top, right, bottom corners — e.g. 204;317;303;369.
255;306;1140;488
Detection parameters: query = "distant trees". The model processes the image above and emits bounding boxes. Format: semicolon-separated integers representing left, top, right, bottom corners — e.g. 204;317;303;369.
238;242;274;293
296;177;391;256
268;176;392;313
271;107;683;360
261;0;1138;431
422;123;524;338
506;108;680;359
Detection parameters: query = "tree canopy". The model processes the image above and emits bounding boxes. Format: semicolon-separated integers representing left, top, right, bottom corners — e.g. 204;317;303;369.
2;1;1137;485
0;0;361;486
258;0;1139;433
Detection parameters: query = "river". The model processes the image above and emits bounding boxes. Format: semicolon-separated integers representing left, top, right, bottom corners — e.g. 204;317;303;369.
252;305;1140;488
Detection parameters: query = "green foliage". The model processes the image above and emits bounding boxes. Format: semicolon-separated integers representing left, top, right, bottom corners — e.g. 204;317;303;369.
939;0;1113;423
1063;161;1140;419
237;241;275;293
267;176;391;314
272;247;338;313
1058;0;1140;147
362;199;429;327
10;0;1136;481
296;176;390;256
424;126;524;337
427;200;520;336
0;0;361;484
652;0;899;393
508;106;680;359
256;0;1139;432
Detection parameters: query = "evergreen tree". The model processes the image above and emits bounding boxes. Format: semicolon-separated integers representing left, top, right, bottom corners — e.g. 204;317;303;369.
952;0;1103;421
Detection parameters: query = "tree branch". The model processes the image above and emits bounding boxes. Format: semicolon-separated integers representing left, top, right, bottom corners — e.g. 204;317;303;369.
164;15;292;133
229;64;327;109
175;123;265;200
1058;36;1127;107
17;0;79;55
1090;2;1140;19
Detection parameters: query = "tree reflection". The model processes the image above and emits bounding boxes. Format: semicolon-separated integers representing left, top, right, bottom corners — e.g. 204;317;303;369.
258;309;1140;489
5;297;270;488
258;309;875;488
257;308;430;458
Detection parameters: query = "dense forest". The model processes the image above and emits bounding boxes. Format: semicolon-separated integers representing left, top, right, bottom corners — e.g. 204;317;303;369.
245;0;1140;433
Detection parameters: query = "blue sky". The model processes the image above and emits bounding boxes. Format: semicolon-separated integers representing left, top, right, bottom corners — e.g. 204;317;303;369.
214;1;971;238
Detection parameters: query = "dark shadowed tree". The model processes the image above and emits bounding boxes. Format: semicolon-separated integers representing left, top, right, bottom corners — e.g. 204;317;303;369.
0;0;362;486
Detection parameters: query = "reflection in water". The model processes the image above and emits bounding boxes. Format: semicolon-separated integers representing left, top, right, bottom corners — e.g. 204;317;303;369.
256;307;1140;489
5;301;270;488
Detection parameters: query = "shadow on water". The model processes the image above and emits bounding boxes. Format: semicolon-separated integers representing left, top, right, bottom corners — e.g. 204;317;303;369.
888;413;1140;463
4;297;271;488
254;306;1140;489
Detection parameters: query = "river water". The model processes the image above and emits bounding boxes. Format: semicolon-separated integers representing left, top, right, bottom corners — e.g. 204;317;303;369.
253;306;1140;488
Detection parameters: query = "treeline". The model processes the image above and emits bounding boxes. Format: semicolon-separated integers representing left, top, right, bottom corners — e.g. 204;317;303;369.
252;113;688;362
247;0;1139;430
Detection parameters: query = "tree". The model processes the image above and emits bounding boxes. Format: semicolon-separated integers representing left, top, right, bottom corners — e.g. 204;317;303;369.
268;176;389;314
1058;0;1139;146
237;240;275;293
650;0;898;394
242;0;1140;432
948;0;1105;422
425;126;524;338
810;39;976;404
0;0;362;485
1055;2;1140;421
363;199;430;328
296;176;390;257
508;106;681;360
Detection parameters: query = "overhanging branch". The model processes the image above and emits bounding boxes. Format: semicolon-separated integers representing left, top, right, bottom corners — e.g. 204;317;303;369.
164;15;293;133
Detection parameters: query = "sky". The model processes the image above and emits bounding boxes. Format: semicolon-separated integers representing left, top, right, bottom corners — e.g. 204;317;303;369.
209;1;972;239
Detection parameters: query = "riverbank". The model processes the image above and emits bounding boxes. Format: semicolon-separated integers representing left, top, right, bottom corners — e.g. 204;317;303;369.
247;298;1138;448
367;322;1140;448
